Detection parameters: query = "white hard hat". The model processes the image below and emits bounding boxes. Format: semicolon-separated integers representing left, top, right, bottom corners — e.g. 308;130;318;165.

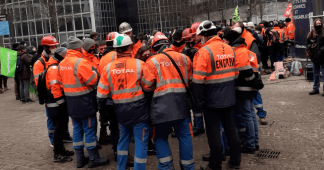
196;20;216;36
113;34;133;48
247;22;255;28
243;22;247;27
119;22;132;34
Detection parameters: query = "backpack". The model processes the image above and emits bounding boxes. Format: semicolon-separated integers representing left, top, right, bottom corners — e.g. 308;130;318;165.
266;28;280;46
16;55;24;73
37;64;57;105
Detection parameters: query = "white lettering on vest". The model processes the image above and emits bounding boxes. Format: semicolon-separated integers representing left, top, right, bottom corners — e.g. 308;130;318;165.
160;61;183;67
111;69;135;75
60;66;73;71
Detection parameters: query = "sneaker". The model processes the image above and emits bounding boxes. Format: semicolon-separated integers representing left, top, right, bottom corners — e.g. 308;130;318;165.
53;154;73;163
202;153;210;161
200;163;213;170
21;99;27;104
147;148;156;155
228;159;241;169
193;128;205;136
309;90;319;95
26;99;35;103
63;136;73;143
259;117;268;125
50;142;54;148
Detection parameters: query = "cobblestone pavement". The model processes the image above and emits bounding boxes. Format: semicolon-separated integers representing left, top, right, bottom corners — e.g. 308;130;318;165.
0;75;323;170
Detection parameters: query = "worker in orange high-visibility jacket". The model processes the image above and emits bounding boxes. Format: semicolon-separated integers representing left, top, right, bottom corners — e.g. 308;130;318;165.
33;35;72;148
223;28;261;155
119;22;142;58
43;47;74;163
99;32;118;76
285;17;295;58
97;34;149;170
58;36;109;168
141;33;195;170
192;20;241;170
83;38;99;71
191;22;203;50
274;21;286;62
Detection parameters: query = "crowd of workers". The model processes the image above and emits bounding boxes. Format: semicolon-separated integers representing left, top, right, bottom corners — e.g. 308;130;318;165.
1;16;298;170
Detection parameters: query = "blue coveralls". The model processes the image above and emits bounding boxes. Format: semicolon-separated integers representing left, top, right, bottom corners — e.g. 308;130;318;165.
253;90;267;118
71;114;97;150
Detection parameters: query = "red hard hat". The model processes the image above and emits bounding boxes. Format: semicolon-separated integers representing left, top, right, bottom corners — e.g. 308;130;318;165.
190;22;201;36
150;32;169;54
41;35;59;46
106;32;118;42
182;28;192;39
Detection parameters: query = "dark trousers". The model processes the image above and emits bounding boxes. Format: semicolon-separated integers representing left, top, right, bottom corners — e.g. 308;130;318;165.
0;75;8;88
261;47;269;68
204;106;241;170
268;44;278;68
52;105;69;155
19;79;30;101
14;72;20;97
107;105;119;153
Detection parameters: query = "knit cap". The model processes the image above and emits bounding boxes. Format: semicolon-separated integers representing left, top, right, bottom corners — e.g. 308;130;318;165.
53;47;68;58
83;38;96;51
67;36;83;50
173;29;183;40
223;28;242;44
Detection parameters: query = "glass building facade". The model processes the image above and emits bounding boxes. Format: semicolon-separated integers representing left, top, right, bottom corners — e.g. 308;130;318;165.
0;0;116;48
137;0;191;34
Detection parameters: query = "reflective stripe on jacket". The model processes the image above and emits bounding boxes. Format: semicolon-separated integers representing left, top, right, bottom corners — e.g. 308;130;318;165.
286;22;295;40
274;27;285;43
98;51;117;76
97;55;149;126
141;48;193;124
192;36;236;111
59;49;98;118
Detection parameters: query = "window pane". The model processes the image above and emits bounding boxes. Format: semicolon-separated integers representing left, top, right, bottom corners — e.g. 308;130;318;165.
65;5;72;15
57;5;64;16
43;20;50;34
66;17;73;31
28;21;36;35
20;2;27;21
81;1;90;12
15;23;22;36
22;22;28;36
27;1;34;20
30;36;37;47
36;20;43;34
13;6;20;22
67;32;74;38
74;15;82;30
58;17;66;32
83;14;91;30
59;33;67;44
34;6;41;18
73;1;81;14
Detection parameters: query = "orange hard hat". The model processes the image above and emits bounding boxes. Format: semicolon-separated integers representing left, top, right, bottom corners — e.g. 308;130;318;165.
150;32;169;54
190;22;201;36
106;32;118;42
41;35;59;46
182;28;192;39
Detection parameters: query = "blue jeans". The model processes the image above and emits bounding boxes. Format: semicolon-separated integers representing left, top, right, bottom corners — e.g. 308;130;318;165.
153;117;194;170
235;97;259;149
118;122;149;170
288;44;295;58
312;62;324;92
254;90;267;118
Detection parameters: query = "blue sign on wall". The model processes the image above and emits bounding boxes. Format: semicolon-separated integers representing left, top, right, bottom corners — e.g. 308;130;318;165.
0;21;10;36
292;0;313;59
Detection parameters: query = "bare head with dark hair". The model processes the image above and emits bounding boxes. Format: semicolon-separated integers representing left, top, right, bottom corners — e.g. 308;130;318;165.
135;46;151;61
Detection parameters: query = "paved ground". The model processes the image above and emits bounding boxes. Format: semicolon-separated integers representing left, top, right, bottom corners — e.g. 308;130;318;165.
0;74;323;170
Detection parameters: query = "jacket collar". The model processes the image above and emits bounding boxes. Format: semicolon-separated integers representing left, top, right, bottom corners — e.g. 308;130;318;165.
66;49;83;58
231;37;247;47
48;57;59;65
204;36;223;46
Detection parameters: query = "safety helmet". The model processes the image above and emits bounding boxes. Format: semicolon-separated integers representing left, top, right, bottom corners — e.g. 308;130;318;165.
106;32;118;42
196;20;216;36
150;32;169;54
182;28;192;39
113;34;133;48
247;22;255;28
278;20;283;26
190;22;201;36
243;22;247;27
119;22;132;34
41;35;59;46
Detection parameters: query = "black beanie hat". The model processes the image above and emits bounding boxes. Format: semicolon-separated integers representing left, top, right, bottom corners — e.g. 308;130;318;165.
173;29;183;40
264;21;269;28
285;17;291;22
223;30;241;44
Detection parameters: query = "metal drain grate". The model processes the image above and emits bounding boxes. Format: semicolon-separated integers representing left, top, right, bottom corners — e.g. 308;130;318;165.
257;149;280;159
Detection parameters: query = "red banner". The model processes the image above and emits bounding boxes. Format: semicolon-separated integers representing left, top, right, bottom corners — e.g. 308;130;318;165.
283;3;292;18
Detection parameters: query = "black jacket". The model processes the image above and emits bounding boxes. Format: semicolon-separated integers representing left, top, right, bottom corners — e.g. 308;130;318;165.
306;30;324;64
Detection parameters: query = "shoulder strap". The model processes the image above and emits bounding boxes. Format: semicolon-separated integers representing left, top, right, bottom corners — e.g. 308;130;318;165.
38;57;46;68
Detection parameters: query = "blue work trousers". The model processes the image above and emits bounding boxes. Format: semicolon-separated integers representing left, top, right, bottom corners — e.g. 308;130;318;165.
234;97;259;149
153;117;194;170
253;90;267;118
312;62;324;92
71;114;97;150
117;122;149;170
193;109;204;130
46;108;70;145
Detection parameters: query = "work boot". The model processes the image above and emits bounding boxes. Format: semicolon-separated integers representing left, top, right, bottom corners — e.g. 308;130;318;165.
127;153;134;167
200;162;213;170
87;148;109;168
309;90;319;95
99;128;110;144
228;159;241;169
75;149;89;168
193;128;205;136
61;148;75;157
241;147;256;154
202;153;210;161
259;117;268;125
53;154;72;163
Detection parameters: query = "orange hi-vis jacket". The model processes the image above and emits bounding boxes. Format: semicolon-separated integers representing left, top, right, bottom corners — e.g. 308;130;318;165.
282;26;288;41
33;52;50;86
131;40;143;58
241;29;255;50
192;36;236;111
141;48;193;124
194;42;203;50
274;27;286;44
286;22;295;41
44;57;67;117
97;54;149;126
58;49;98;118
98;51;117;76
170;44;185;53
232;40;258;98
83;50;99;70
